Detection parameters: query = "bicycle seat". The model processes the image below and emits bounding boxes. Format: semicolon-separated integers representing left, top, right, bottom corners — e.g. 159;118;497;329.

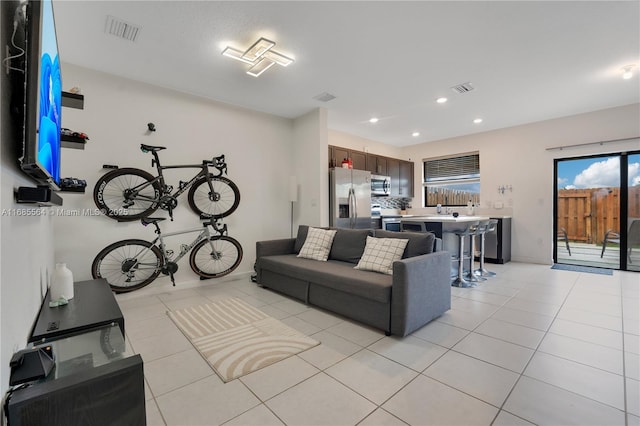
141;217;166;226
140;144;167;152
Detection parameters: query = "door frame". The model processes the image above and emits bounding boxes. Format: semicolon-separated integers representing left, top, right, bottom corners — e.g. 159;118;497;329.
553;150;639;270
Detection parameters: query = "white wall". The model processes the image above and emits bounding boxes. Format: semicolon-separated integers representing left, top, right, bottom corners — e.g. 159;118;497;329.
292;108;328;228
0;169;54;397
402;103;640;264
329;130;405;160
55;63;295;284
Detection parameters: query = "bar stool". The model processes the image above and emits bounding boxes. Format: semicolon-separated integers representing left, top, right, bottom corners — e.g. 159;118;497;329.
466;221;488;283
451;221;479;288
474;219;497;278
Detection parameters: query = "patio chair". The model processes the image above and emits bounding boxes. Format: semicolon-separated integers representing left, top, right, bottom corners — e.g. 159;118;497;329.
601;219;640;263
600;230;620;258
558;227;571;256
628;219;640;264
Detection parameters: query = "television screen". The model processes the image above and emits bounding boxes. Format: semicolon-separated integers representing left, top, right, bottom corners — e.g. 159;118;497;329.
20;0;62;189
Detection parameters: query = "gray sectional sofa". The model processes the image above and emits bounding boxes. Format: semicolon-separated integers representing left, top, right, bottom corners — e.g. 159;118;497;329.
255;226;451;336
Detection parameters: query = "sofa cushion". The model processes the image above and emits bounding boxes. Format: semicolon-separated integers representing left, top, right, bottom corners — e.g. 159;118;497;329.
374;230;436;258
329;228;374;264
258;255;392;303
355;236;409;275
297;227;337;261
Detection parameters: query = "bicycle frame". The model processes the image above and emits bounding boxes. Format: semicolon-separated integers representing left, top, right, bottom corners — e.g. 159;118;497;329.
124;222;219;277
155;223;216;264
123;149;225;206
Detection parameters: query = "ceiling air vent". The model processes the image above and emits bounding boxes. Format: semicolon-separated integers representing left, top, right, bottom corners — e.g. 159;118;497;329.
450;82;475;94
105;15;141;42
313;92;337;102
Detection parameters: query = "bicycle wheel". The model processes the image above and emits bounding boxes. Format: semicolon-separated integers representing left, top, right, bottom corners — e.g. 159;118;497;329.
92;239;164;293
187;175;240;218
189;236;243;278
94;168;162;221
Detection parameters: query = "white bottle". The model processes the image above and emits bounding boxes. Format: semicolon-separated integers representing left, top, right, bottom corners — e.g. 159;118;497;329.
51;263;74;301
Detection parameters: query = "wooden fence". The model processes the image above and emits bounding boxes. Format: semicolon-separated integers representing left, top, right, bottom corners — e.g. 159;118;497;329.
557;187;640;244
426;187;480;206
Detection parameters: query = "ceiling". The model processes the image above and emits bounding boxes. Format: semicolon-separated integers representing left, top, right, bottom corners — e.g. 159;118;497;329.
53;1;640;147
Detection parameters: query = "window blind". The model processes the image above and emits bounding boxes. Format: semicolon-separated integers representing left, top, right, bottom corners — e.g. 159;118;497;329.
424;153;480;182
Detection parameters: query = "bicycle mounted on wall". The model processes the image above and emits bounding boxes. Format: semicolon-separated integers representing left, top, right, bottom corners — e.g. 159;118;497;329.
92;217;243;292
94;144;240;221
92;144;243;291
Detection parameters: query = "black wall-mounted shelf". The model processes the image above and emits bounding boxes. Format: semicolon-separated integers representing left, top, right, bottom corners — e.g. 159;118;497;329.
15;186;63;206
61;91;84;109
61;134;86;150
60;187;85;193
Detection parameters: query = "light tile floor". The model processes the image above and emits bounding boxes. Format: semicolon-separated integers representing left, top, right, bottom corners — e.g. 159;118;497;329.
115;262;640;426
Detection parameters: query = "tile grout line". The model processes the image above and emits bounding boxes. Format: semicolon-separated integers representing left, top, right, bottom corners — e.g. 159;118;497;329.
358;277;526;422
487;270;581;425
619;273;629;426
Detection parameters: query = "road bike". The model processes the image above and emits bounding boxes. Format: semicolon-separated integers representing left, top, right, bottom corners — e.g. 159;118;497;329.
94;144;240;221
91;217;243;293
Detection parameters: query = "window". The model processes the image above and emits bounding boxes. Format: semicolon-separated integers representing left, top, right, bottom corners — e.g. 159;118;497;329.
423;152;480;206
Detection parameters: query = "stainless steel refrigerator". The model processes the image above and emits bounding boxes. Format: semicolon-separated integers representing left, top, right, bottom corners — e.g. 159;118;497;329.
330;168;371;229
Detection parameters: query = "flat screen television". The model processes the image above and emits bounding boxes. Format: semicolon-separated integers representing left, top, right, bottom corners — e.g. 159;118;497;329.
19;0;62;190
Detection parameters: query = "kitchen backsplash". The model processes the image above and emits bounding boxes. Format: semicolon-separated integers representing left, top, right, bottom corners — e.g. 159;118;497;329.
372;197;412;209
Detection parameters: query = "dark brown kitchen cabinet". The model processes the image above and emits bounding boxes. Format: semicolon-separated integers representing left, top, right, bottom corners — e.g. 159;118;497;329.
366;154;387;175
365;154;377;173
329;146;366;170
329;146;349;168
350;151;367;170
329;145;414;197
399;160;414;197
387;158;400;195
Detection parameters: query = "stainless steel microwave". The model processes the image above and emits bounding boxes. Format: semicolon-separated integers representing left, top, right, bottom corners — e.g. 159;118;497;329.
371;175;391;196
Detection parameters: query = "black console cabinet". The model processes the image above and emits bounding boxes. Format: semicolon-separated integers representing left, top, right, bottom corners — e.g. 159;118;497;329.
6;279;144;426
5;325;145;426
29;279;124;343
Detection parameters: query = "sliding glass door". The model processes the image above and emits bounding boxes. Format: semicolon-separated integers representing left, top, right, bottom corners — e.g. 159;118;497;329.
555;151;640;271
627;153;640;272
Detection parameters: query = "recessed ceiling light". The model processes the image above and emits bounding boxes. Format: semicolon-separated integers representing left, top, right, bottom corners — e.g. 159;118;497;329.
369;117;379;123
412;132;420;137
436;97;448;104
473;118;483;124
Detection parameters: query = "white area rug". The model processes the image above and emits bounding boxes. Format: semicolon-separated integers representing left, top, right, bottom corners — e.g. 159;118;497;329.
168;298;319;382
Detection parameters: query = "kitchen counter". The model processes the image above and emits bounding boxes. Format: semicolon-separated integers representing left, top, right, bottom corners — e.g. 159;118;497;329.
401;216;491;283
403;215;490;223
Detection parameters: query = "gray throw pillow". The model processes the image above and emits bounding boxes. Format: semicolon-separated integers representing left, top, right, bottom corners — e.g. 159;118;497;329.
373;230;436;258
329;228;374;264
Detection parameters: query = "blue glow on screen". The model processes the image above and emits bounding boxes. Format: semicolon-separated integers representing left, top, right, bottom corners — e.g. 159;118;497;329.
37;0;61;184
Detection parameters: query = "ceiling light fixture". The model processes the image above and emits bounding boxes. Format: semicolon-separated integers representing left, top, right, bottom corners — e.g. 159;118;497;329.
436;97;448;104
473;118;483;124
412;132;420;137
622;65;635;80
369;117;379;123
222;37;294;77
